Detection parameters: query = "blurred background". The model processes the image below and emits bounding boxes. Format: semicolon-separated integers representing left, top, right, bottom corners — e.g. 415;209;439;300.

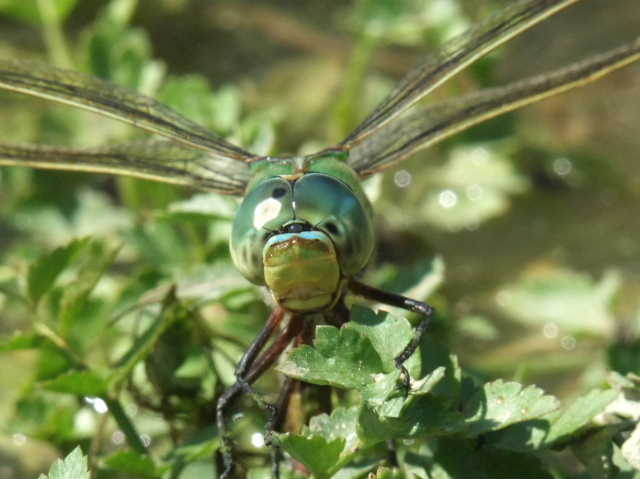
0;0;638;476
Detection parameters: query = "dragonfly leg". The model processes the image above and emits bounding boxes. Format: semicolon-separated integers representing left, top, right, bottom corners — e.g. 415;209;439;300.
265;318;314;478
216;311;304;479
348;279;434;394
265;375;296;479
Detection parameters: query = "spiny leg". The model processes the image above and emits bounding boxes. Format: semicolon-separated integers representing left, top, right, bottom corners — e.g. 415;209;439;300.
265;317;316;478
216;312;303;478
235;308;287;379
348;279;434;393
216;308;284;478
265;375;296;479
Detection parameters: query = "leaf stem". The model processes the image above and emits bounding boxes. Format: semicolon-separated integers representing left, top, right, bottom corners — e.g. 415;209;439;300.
105;398;148;455
36;0;73;68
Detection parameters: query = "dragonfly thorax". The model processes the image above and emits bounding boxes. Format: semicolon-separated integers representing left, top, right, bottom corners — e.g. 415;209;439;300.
230;156;374;313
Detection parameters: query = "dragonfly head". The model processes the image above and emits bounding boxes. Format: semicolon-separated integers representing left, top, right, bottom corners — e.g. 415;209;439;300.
230;156;374;313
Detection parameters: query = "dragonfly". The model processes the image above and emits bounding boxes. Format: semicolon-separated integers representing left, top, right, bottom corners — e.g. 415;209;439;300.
0;0;639;477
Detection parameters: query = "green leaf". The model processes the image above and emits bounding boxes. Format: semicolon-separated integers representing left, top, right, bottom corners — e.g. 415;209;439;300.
417;144;528;231
35;343;73;381
419;436;552;479
167;193;238;220
277;325;384;389
612;442;639;478
544;388;618;445
27;237;90;306
159;77;242;135
58;242;120;341
104;450;159;478
621;422;640;471
413;338;462;401
462;380;559;436
497;267;619;337
0;331;42;350
108;287;185;390
347;306;413;372
609;337;640;376
278;407;362;478
278;307;445;406
42;370;108;396
278;435;345;479
356;0;469;44
488;388;618;452
1;0;78;25
358;396;463;444
38;446;90;479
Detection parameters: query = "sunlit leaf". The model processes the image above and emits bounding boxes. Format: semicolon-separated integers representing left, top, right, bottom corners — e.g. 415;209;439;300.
278;407;360;478
487;388;619;451
462;380;559;436
38;446;90;479
42;370;108;396
497;266;619;337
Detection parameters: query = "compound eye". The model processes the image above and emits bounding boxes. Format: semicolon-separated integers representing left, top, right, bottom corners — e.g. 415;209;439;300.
249;179;295;231
293;173;374;276
230;177;295;284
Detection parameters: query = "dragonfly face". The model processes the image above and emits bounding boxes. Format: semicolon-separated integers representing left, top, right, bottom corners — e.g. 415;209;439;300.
230;152;375;312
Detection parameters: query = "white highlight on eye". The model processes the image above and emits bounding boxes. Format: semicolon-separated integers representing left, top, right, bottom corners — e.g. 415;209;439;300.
253;198;283;229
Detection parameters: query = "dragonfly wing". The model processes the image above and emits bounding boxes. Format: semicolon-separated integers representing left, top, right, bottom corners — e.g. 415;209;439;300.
340;0;581;148
0;139;251;195
349;37;640;177
0;59;257;163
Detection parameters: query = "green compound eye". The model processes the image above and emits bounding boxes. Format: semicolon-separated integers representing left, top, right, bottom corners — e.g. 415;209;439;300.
293;173;374;277
230;177;295;284
230;172;375;289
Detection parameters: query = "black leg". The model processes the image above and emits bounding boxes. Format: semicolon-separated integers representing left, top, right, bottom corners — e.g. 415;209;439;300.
216;308;285;478
235;308;286;379
216;312;304;479
266;375;296;479
348;280;434;394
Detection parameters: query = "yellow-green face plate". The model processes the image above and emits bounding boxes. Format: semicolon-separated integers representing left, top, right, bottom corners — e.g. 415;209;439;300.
263;232;341;312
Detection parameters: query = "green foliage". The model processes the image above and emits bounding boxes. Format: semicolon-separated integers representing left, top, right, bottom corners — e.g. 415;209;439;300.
38;447;90;479
1;1;639;478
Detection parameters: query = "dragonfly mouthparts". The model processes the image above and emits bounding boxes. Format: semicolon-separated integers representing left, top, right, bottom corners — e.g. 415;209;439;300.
282;221;311;234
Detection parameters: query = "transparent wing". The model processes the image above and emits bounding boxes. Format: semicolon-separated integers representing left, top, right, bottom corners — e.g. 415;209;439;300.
0;139;251;195
348;37;640;177
0;59;257;163
340;0;581;148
